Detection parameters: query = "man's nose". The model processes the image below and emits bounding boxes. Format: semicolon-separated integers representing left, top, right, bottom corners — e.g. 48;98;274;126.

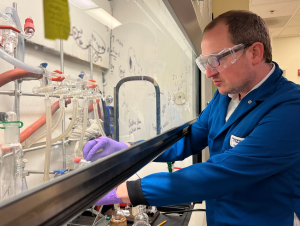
205;65;219;78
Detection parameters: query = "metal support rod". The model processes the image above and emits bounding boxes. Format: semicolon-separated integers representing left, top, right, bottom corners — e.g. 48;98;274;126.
0;91;82;99
12;2;17;12
0;90;60;98
60;39;66;169
20;92;60;98
12;2;20;121
26;170;54;174
0;91;14;96
14;82;20;120
23;140;65;154
90;39;93;79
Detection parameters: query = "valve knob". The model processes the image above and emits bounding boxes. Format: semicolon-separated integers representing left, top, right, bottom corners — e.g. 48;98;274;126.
78;73;84;79
40;62;48;68
74;157;81;163
24;17;35;32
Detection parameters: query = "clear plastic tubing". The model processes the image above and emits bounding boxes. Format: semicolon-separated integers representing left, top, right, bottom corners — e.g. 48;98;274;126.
26;98;65;148
51;98;79;144
77;99;88;158
44;98;52;182
0;9;10;20
0;48;44;74
93;99;106;137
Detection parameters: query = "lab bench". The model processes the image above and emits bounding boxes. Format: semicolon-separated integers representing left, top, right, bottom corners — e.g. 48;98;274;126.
67;204;195;226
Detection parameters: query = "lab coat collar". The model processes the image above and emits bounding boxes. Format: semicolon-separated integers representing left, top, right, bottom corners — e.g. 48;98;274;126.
251;61;283;102
215;61;283;138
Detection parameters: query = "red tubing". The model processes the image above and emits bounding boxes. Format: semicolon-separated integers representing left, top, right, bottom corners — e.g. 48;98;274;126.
174;167;182;170
20;98;71;143
97;101;102;119
88;99;102;119
0;68;43;87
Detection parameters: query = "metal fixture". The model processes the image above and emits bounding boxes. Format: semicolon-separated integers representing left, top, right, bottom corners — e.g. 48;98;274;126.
105;94;113;105
114;76;161;141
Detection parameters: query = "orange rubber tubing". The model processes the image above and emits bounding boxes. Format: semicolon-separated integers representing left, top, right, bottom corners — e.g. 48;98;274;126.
20;98;71;143
0;68;43;87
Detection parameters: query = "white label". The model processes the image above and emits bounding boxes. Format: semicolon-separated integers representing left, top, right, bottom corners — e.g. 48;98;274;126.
230;135;245;148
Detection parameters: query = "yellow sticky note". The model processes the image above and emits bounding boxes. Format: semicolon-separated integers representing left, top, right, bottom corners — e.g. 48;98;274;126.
43;0;70;40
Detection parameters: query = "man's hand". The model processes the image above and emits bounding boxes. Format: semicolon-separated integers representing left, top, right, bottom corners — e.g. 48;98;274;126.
83;137;130;162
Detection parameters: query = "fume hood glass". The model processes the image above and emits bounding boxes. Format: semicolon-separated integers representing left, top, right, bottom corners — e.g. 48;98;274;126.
0;0;199;207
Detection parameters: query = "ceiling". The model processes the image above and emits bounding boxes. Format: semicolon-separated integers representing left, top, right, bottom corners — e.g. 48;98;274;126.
250;0;300;38
213;0;249;18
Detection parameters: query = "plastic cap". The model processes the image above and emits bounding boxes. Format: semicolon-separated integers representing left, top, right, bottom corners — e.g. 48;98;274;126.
40;62;48;68
53;70;63;74
74;157;81;163
24;17;35;32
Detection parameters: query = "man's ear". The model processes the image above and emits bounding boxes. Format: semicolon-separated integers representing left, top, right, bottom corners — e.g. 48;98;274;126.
248;42;264;65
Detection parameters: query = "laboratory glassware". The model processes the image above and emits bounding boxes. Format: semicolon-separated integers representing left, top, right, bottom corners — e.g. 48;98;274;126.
133;205;149;226
0;111;23;200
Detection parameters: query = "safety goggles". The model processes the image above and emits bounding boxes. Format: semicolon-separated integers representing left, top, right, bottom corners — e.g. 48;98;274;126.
196;44;251;74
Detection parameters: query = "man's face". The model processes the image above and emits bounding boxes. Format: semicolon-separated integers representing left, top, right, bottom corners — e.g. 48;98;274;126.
201;23;255;96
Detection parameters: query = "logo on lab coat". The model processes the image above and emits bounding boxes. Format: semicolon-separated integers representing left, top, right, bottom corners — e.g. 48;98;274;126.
230;135;245;148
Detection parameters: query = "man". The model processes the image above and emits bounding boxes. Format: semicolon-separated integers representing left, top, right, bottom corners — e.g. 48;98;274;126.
83;10;300;225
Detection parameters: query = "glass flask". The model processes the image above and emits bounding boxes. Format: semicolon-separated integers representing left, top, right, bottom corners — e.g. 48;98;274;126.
2;15;18;56
110;205;127;226
0;112;23;200
133;205;149;226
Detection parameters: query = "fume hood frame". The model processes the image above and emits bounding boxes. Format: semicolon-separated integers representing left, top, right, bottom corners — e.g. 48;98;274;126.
114;76;161;141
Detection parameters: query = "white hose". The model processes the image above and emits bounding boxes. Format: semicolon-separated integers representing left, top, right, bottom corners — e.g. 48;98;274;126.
93;100;106;137
0;48;44;74
77;99;88;158
26;99;65;148
51;98;79;144
44;98;52;182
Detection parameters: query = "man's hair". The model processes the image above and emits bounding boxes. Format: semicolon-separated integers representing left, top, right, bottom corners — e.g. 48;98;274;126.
204;10;272;63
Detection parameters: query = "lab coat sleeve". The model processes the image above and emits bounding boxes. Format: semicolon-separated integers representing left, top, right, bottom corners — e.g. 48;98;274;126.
129;100;300;206
153;97;213;163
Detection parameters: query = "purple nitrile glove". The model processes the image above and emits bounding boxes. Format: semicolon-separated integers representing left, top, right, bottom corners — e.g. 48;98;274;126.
83;137;129;162
94;188;122;206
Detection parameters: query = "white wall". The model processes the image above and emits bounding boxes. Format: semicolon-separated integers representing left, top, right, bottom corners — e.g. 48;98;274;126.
272;36;300;84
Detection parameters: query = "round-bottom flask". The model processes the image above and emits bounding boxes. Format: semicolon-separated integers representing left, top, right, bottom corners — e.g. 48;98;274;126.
133;205;149;226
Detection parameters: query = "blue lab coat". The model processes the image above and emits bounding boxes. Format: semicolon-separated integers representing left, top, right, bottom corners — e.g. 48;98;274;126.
140;62;300;225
